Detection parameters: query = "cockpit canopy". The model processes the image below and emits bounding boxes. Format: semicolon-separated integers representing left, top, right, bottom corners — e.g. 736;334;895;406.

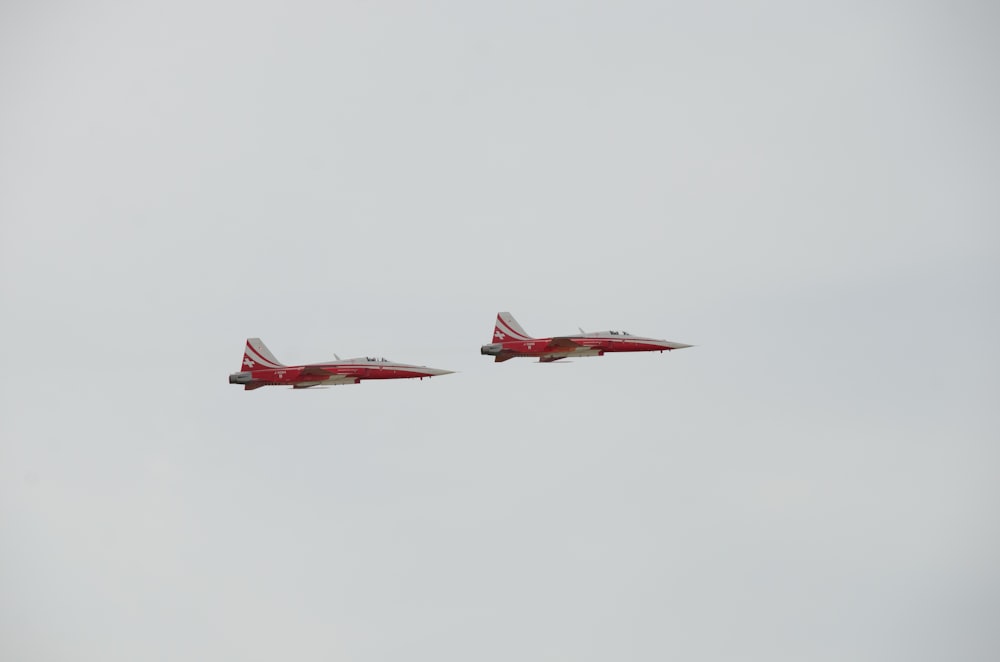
608;330;631;336
324;356;394;364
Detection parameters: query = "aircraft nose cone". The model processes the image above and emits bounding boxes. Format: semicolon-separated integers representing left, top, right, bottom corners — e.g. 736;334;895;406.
424;367;455;376
661;340;693;350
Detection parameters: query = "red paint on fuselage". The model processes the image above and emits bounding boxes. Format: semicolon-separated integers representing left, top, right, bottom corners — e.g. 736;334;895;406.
231;339;453;390
483;313;692;362
495;336;677;359
247;364;438;384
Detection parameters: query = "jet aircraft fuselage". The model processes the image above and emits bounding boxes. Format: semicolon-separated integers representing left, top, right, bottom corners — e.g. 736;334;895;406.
230;338;453;390
481;312;692;362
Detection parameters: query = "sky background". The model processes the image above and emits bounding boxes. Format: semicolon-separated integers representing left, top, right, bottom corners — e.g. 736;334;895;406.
1;1;998;660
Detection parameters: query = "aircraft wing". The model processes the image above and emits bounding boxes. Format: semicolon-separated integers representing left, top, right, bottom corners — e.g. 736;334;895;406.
547;337;584;350
301;366;334;378
300;367;357;385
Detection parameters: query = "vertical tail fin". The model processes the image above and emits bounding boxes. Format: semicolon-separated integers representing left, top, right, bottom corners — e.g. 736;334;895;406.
241;338;285;370
493;312;534;342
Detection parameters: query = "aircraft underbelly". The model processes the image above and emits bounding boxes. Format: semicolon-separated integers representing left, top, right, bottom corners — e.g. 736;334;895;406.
544;349;601;358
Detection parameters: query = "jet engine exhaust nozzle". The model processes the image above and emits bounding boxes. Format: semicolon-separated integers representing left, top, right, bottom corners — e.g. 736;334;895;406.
229;372;253;384
480;344;503;356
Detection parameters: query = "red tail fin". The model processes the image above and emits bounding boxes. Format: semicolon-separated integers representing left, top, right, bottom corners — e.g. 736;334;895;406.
493;312;534;342
241;338;285;371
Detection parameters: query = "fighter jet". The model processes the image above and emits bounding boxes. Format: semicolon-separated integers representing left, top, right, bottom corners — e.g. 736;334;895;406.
480;312;692;363
230;338;454;390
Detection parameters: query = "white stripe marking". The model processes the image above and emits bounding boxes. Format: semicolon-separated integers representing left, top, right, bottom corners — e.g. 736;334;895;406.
245;345;282;368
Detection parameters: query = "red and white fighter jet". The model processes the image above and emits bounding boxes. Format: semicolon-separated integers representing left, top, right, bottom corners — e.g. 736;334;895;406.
230;338;454;390
481;312;692;363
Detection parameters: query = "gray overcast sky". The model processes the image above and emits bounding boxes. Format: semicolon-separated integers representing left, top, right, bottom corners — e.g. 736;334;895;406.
1;1;998;660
